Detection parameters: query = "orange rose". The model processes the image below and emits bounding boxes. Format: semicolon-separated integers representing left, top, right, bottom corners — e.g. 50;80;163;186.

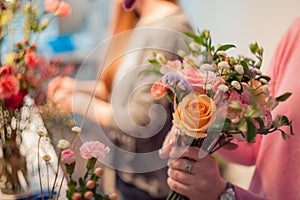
173;93;216;138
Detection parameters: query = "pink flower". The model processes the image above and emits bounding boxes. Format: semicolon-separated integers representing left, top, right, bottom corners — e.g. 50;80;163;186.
56;1;72;17
44;0;59;13
181;67;216;93
24;52;38;68
151;78;168;99
0;74;20;99
61;149;76;164
79;141;110;160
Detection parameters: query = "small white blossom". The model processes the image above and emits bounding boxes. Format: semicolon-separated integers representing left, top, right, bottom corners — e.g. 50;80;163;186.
189;42;201;51
218;84;229;92
200;63;213;71
71;126;81;133
255;68;262;75
57;139;70;149
259;78;268;84
216;51;227;57
203;84;213;90
218;61;230;70
231;80;241;90
11;117;17;130
234;65;244;74
156;53;167;65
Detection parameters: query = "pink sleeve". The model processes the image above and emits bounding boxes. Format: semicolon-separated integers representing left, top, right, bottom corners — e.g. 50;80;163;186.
216;135;261;166
234;185;268;200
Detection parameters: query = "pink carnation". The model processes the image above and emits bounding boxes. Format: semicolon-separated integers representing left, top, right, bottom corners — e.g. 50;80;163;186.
151;78;168;99
44;0;59;13
79;141;110;160
56;1;72;17
0;74;20;99
61;149;76;165
24;52;38;68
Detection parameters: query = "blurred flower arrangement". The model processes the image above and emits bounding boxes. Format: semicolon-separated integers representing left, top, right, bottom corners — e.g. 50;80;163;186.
148;30;293;200
36;125;115;200
0;0;74;196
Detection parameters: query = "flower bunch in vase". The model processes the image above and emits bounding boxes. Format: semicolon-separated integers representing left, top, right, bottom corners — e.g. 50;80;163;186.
0;0;72;196
148;30;293;200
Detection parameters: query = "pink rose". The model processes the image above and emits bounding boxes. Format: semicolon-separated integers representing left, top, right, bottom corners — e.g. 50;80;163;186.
44;0;59;13
0;74;20;99
151;78;168;99
56;1;72;17
181;67;216;93
79;141;110;160
61;149;76;164
25;52;38;68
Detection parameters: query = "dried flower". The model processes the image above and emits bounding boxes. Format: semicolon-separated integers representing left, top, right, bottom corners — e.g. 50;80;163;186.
57;139;70;149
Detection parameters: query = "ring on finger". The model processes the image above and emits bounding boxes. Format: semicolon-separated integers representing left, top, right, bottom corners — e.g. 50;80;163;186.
185;159;193;173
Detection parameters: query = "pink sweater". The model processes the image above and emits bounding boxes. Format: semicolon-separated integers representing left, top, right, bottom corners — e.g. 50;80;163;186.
219;18;300;200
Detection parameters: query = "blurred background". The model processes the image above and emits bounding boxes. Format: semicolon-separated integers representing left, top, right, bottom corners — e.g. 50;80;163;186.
40;0;300;191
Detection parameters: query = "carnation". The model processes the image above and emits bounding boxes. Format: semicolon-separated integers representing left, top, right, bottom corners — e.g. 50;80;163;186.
79;141;110;160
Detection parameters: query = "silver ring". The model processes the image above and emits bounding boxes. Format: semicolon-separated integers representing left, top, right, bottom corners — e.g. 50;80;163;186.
185;159;193;173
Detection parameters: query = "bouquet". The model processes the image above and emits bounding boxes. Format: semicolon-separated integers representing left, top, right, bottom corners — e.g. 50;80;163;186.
149;30;293;200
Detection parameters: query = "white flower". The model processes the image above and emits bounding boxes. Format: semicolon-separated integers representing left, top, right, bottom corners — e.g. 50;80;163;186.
234;65;244;74
259;78;268;84
189;42;201;51
231;80;241;90
218;61;230;70
156;53;167;65
203;84;213;90
57;139;70;149
216;51;227;57
218;84;229;92
200;63;214;71
71;126;81;133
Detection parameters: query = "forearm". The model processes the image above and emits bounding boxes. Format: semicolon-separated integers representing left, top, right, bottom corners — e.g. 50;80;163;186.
72;92;112;127
75;80;109;101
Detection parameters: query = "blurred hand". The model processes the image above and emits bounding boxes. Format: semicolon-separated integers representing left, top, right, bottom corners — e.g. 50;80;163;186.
167;146;226;200
159;126;178;159
47;76;75;112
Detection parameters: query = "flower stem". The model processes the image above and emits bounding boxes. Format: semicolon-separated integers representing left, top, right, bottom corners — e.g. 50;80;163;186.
51;150;61;196
37;136;44;200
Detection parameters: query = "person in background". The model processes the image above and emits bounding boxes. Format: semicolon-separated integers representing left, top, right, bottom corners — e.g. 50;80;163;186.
159;18;300;200
47;0;194;199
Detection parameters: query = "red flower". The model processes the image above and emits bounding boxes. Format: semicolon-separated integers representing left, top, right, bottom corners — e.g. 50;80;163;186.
0;74;20;99
44;0;59;13
24;52;38;68
4;90;27;110
0;66;14;75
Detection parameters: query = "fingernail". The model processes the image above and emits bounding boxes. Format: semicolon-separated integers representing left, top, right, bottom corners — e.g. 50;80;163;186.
198;148;208;159
158;148;164;156
169;139;173;145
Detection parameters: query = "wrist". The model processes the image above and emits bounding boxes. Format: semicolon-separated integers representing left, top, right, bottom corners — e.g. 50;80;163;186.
218;181;236;200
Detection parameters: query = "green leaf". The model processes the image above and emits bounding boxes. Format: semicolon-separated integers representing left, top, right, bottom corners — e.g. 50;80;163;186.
275;92;292;102
249;42;260;54
246;117;257;142
183;32;205;44
148;59;161;68
216;44;236;52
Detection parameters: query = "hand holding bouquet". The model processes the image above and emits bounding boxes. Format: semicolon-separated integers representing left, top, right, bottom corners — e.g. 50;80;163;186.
149;30;293;200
